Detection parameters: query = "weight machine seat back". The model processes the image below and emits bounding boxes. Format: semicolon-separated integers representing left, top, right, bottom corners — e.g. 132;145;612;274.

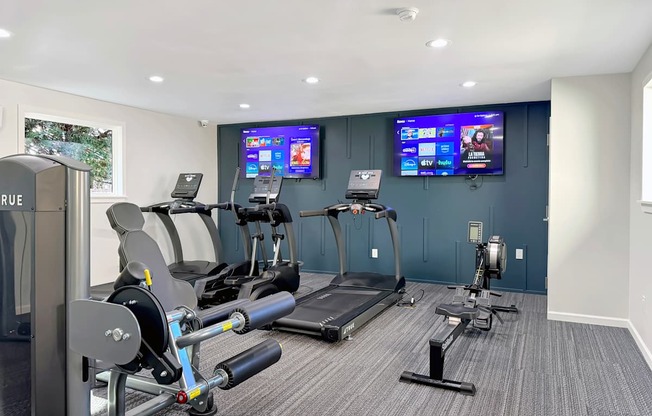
106;202;145;235
435;304;479;321
108;202;198;311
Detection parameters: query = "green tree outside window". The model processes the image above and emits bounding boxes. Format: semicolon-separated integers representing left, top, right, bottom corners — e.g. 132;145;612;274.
24;118;113;192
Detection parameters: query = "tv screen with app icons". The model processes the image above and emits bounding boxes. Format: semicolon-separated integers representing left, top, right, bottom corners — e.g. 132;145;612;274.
240;124;321;179
393;111;504;177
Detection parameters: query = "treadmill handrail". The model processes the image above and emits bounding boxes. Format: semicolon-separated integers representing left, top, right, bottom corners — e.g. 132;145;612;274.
374;206;397;222
300;201;402;280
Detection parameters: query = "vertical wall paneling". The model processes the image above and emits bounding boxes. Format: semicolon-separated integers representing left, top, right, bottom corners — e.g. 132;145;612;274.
298;221;303;260
523;105;530;168
489;205;495;237
455;240;462;283
217;101;550;293
422;218;429;262
320;216;326;255
345;224;351;272
368;217;374;258
346;117;352;159
523;244;529;291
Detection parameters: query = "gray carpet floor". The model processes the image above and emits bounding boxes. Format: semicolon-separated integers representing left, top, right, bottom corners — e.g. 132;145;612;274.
91;273;652;416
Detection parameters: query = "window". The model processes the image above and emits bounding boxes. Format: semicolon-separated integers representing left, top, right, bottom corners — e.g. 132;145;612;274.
21;111;124;198
642;78;652;212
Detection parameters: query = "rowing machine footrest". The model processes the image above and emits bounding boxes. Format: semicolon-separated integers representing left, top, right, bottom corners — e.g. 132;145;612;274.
435;304;478;321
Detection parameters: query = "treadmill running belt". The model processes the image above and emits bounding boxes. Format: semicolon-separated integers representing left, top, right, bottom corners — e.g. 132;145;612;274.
294;288;382;322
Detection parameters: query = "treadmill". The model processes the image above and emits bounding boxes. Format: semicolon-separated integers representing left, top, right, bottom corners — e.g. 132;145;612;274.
272;170;405;342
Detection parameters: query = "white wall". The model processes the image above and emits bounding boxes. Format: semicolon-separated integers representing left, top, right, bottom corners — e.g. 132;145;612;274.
0;78;218;285
548;74;631;325
629;42;652;366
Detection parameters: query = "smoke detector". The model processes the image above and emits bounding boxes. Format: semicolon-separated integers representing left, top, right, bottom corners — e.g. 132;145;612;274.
396;7;419;22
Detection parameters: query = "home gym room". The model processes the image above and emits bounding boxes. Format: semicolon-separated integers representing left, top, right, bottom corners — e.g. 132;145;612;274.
1;1;652;415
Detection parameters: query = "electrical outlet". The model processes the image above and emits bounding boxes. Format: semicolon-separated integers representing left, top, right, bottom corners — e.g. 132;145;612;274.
515;249;524;260
371;248;378;258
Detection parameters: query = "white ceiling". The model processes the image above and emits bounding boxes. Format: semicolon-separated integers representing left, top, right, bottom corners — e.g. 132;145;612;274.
1;0;651;125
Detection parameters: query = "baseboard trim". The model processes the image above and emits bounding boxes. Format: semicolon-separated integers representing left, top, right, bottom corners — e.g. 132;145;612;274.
627;320;652;370
547;311;629;328
548;311;652;370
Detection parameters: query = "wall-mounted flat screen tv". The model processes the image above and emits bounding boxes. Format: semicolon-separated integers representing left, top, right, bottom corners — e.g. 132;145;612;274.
240;124;321;179
393;111;504;176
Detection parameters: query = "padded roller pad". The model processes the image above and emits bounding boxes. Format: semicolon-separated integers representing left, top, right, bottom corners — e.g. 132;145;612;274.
233;292;296;334
435;303;479;320
214;339;282;390
196;298;250;327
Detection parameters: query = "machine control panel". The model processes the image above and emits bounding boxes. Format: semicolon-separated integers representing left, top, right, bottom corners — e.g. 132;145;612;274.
345;170;382;200
467;221;483;244
249;175;283;203
171;173;203;200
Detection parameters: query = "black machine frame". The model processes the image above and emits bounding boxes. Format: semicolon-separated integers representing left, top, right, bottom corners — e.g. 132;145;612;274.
400;226;518;395
272;170;405;342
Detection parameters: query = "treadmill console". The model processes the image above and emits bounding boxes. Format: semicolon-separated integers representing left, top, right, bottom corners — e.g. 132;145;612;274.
171;173;203;200
345;170;382;200
249;175;283;203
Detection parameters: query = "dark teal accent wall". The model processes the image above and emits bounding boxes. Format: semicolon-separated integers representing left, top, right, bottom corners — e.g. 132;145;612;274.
217;101;550;294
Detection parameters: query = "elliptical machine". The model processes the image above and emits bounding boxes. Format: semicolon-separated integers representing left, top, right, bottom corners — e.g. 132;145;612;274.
222;168;300;298
400;221;518;395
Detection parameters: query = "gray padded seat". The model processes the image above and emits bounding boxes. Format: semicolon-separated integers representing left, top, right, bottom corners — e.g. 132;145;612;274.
107;202;146;235
107;202;197;311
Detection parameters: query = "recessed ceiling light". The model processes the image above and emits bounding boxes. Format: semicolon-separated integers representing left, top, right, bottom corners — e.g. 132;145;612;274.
461;81;477;88
0;28;12;38
149;75;164;83
239;103;250;109
304;77;319;84
426;39;448;48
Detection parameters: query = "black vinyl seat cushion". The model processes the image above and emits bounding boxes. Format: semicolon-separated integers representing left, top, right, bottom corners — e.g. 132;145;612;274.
435;303;478;321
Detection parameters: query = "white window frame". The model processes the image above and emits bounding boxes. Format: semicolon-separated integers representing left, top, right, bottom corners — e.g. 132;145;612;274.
18;106;126;202
641;76;652;214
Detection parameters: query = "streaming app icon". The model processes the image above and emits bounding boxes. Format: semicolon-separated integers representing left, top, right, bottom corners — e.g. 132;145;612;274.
246;152;258;160
259;150;272;162
246;137;260;148
436;142;454;155
401;157;418;170
435;156;454;170
401;145;418;155
260;137;272;147
418;142;437;156
436;127;454;137
418;157;436;170
272;162;284;173
272;137;284;146
273;150;284;161
246;163;258;176
436;170;451;176
259;163;271;173
401;170;418;176
401;128;419;140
